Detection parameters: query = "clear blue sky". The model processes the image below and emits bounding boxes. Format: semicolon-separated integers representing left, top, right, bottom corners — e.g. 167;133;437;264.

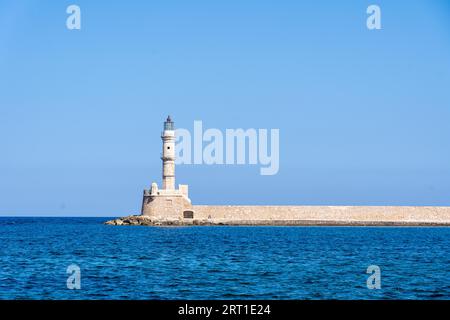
1;1;449;216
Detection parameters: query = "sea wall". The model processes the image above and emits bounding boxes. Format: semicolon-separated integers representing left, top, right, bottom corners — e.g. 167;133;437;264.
192;205;450;224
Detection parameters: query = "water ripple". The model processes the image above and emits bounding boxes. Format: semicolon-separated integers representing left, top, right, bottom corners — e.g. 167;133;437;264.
0;218;449;299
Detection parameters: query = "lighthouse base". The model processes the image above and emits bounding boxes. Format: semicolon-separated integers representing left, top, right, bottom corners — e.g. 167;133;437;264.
141;183;192;220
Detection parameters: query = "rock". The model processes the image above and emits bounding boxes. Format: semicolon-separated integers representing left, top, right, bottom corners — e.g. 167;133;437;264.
106;215;218;226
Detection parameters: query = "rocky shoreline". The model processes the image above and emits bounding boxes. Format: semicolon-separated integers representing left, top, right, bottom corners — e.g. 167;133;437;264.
105;215;450;227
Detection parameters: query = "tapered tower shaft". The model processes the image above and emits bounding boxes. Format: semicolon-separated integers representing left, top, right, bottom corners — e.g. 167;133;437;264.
161;116;175;190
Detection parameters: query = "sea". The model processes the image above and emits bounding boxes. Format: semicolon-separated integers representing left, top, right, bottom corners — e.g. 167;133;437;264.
0;217;449;300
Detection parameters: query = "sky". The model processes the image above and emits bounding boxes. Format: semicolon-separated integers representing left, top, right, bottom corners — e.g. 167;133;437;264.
0;0;449;216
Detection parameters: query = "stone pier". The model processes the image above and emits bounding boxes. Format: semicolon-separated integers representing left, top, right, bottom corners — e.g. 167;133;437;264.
106;205;450;226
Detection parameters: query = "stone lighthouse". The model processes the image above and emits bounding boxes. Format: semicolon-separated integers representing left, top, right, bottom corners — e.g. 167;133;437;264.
141;116;193;220
161;116;176;190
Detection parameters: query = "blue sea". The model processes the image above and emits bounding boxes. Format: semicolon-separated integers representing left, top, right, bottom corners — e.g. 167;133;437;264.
0;217;449;300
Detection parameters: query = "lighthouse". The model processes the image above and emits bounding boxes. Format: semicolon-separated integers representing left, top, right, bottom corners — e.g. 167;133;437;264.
141;116;192;220
161;116;175;190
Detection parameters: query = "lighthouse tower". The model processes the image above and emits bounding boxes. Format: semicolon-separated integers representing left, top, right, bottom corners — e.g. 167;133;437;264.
161;116;175;190
141;116;192;220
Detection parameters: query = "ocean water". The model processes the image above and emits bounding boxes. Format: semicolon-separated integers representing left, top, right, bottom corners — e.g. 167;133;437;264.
0;217;449;300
